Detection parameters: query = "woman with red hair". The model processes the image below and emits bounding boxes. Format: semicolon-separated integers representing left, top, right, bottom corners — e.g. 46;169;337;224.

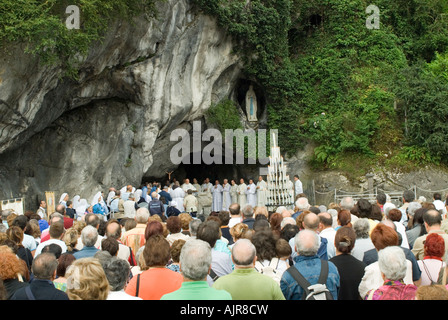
417;233;446;286
336;210;352;230
0;250;29;299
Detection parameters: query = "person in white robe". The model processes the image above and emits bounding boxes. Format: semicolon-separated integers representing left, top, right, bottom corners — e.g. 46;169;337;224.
201;178;213;193
76;199;89;220
212;180;223;212
246;179;257;207
285;176;294;205
181;178;196;193
170;183;185;212
230;179;238;205
106;189;116;207
222;179;232;211
256;176;268;207
237;178;247;208
59;193;69;208
192;178;202;196
134;189;143;203
72;195;81;212
91;192;108;221
294;175;303;197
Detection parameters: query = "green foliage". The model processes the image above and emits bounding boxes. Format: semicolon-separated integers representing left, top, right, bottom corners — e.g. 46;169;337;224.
206;99;270;160
193;0;448;171
427;51;448;81
391;62;448;161
388;146;441;167
206;99;243;134
0;0;157;78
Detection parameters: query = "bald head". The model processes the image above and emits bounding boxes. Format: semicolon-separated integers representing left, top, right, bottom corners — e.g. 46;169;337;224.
231;239;256;267
106;220;122;239
303;212;319;231
295;229;320;256
424;209;442;228
318;212;333;229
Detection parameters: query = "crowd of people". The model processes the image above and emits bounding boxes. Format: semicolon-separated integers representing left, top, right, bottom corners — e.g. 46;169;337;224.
44;176;302;222
1;176;448;301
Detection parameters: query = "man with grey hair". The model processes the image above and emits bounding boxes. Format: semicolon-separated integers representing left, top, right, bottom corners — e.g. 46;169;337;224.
11;253;69;300
161;239;232;300
189;219;202;238
212;239;285;300
290;212;329;260
73;225;99;259
280;230;340;300
292;197;310;220
105;257;142;300
149;191;165;219
340;196;355;210
241;204;255;229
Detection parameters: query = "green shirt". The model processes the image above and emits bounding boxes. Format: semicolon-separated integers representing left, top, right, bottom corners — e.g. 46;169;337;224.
212;268;286;300
161;281;232;300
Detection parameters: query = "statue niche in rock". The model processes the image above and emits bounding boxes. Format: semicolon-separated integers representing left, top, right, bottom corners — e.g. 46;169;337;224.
245;85;258;122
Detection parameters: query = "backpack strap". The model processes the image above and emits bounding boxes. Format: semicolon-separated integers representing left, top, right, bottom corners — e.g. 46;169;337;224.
286;266;312;300
269;257;279;270
254;261;265;273
287;260;330;300
318;260;329;285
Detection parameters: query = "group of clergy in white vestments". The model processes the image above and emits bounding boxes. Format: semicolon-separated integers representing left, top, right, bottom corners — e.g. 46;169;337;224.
170;175;302;214
202;176;268;212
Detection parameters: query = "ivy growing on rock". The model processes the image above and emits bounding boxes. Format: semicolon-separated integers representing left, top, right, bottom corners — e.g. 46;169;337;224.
192;0;448;171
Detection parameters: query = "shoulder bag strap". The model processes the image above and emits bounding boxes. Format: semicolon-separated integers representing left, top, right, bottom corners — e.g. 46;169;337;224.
25;286;36;300
209;268;220;282
129;246;136;266
286;266;311;299
421;260;435;283
135;274;141;297
443;266;448;286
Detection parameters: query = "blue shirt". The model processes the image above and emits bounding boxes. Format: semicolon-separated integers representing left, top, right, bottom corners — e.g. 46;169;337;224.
73;246;99;259
280;255;340;300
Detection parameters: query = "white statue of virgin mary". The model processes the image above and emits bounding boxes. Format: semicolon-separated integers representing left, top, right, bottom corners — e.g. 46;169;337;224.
245;84;258;122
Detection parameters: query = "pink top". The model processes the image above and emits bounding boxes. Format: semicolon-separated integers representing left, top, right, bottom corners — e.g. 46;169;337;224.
365;280;417;300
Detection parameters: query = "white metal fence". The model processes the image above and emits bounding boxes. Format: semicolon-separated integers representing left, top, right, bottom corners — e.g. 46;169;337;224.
310;184;448;207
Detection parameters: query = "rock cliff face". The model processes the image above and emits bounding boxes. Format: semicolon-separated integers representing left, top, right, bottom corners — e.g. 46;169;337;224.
2;0;448;210
0;0;242;206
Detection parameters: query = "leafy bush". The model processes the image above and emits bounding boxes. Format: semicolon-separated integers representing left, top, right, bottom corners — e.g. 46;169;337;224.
206;99;243;134
0;0;157;78
391;61;448;161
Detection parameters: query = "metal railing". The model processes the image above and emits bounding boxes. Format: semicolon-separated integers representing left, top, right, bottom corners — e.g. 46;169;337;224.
311;184;448;207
